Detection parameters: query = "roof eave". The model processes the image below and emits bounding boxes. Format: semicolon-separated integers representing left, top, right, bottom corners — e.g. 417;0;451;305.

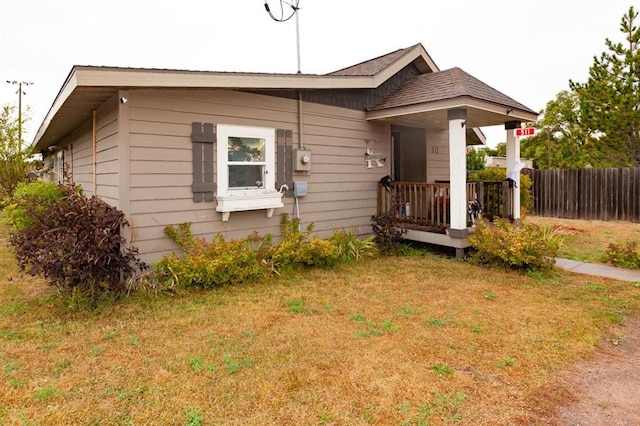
32;66;380;149
74;66;376;90
32;68;79;150
366;96;539;126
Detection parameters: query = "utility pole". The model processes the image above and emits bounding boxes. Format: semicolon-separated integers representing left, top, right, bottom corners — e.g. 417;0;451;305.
6;80;33;143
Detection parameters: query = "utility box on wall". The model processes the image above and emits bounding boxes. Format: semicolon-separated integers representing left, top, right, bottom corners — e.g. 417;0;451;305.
293;181;307;197
294;149;312;172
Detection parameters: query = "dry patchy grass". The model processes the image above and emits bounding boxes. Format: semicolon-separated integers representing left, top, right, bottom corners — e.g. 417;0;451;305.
1;225;640;424
526;215;640;264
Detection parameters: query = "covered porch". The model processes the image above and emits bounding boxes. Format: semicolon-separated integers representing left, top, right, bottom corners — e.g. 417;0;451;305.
377;180;516;255
366;67;539;256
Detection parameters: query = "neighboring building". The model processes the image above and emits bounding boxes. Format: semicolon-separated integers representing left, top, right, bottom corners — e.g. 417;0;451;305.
33;43;537;261
486;156;534;169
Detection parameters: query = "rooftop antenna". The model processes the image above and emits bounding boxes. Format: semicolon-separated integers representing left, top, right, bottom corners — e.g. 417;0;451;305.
264;0;302;73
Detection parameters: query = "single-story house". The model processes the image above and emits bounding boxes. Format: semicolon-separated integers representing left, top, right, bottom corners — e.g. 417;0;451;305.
33;43;537;262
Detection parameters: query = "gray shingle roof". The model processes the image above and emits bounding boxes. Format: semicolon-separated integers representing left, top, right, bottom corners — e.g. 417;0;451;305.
327;45;418;76
369;67;536;114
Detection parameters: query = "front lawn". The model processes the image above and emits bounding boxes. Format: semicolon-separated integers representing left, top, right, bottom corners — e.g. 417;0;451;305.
1;222;639;424
527;215;640;265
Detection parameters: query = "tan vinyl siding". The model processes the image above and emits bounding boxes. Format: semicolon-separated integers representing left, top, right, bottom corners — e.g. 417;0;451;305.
126;89;390;263
95;100;120;207
70;132;94;190
427;129;450;182
42;95;120;205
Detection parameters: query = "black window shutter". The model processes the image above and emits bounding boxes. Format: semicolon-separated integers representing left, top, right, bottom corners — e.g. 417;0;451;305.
191;122;215;202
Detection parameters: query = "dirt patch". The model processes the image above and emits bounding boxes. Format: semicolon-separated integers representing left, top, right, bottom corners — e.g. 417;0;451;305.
553;317;640;425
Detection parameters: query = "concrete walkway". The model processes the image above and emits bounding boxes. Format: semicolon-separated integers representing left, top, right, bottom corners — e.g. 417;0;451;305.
555;258;640;282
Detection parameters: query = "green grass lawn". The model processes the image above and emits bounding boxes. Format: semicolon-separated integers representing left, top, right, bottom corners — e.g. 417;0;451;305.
1;219;640;425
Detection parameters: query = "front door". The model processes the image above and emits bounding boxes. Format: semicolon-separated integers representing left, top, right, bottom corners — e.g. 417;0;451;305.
392;125;426;182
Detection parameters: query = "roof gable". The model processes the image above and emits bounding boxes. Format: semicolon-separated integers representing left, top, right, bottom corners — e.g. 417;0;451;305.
328;46;418;76
370;67;536;114
328;43;439;81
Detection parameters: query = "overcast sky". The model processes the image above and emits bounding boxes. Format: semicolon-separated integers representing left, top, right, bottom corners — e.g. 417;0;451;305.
0;0;634;146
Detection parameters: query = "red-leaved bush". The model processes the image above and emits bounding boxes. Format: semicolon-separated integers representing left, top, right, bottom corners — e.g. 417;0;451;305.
9;184;146;296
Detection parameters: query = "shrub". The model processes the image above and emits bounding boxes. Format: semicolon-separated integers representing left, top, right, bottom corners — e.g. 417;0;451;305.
9;184;146;298
267;215;340;269
371;213;407;255
3;181;66;230
604;241;640;269
329;229;378;261
156;216;378;289
468;168;533;213
156;224;268;289
468;219;562;270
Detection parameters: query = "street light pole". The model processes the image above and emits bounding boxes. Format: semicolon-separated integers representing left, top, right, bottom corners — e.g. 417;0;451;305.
6;80;33;143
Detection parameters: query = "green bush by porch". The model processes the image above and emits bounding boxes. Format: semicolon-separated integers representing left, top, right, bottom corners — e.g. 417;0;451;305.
468;168;533;215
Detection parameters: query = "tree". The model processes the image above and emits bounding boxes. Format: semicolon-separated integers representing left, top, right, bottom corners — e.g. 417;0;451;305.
493;143;507;157
466;147;486;170
521;90;599;168
570;6;640;167
0;104;32;200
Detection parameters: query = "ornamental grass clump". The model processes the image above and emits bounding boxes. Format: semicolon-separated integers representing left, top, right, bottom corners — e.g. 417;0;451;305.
468;219;563;271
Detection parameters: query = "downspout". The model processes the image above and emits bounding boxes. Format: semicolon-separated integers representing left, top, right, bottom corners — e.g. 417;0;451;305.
92;110;97;195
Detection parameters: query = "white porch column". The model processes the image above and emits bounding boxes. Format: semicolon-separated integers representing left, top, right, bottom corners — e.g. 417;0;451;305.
505;121;521;220
448;108;468;236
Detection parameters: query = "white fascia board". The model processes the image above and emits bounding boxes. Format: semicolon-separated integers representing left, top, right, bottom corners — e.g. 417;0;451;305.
366;97;538;124
466;98;539;123
73;67;376;90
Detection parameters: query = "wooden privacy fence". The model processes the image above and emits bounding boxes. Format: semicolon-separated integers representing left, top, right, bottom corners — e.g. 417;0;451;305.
523;168;640;223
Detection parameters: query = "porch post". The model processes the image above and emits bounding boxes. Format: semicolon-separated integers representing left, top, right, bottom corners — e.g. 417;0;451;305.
505;121;521;220
448;108;468;237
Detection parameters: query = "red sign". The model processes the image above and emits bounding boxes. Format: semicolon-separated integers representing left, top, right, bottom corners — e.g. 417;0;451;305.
515;127;535;137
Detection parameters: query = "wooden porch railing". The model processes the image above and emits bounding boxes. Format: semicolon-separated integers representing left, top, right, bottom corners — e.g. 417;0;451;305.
474;181;515;221
377;181;515;230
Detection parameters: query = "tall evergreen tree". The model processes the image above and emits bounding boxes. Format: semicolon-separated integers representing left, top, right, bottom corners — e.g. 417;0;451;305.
570;6;640;167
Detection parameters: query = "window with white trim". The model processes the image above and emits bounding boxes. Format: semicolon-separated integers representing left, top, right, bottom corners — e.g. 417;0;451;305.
215;124;283;220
